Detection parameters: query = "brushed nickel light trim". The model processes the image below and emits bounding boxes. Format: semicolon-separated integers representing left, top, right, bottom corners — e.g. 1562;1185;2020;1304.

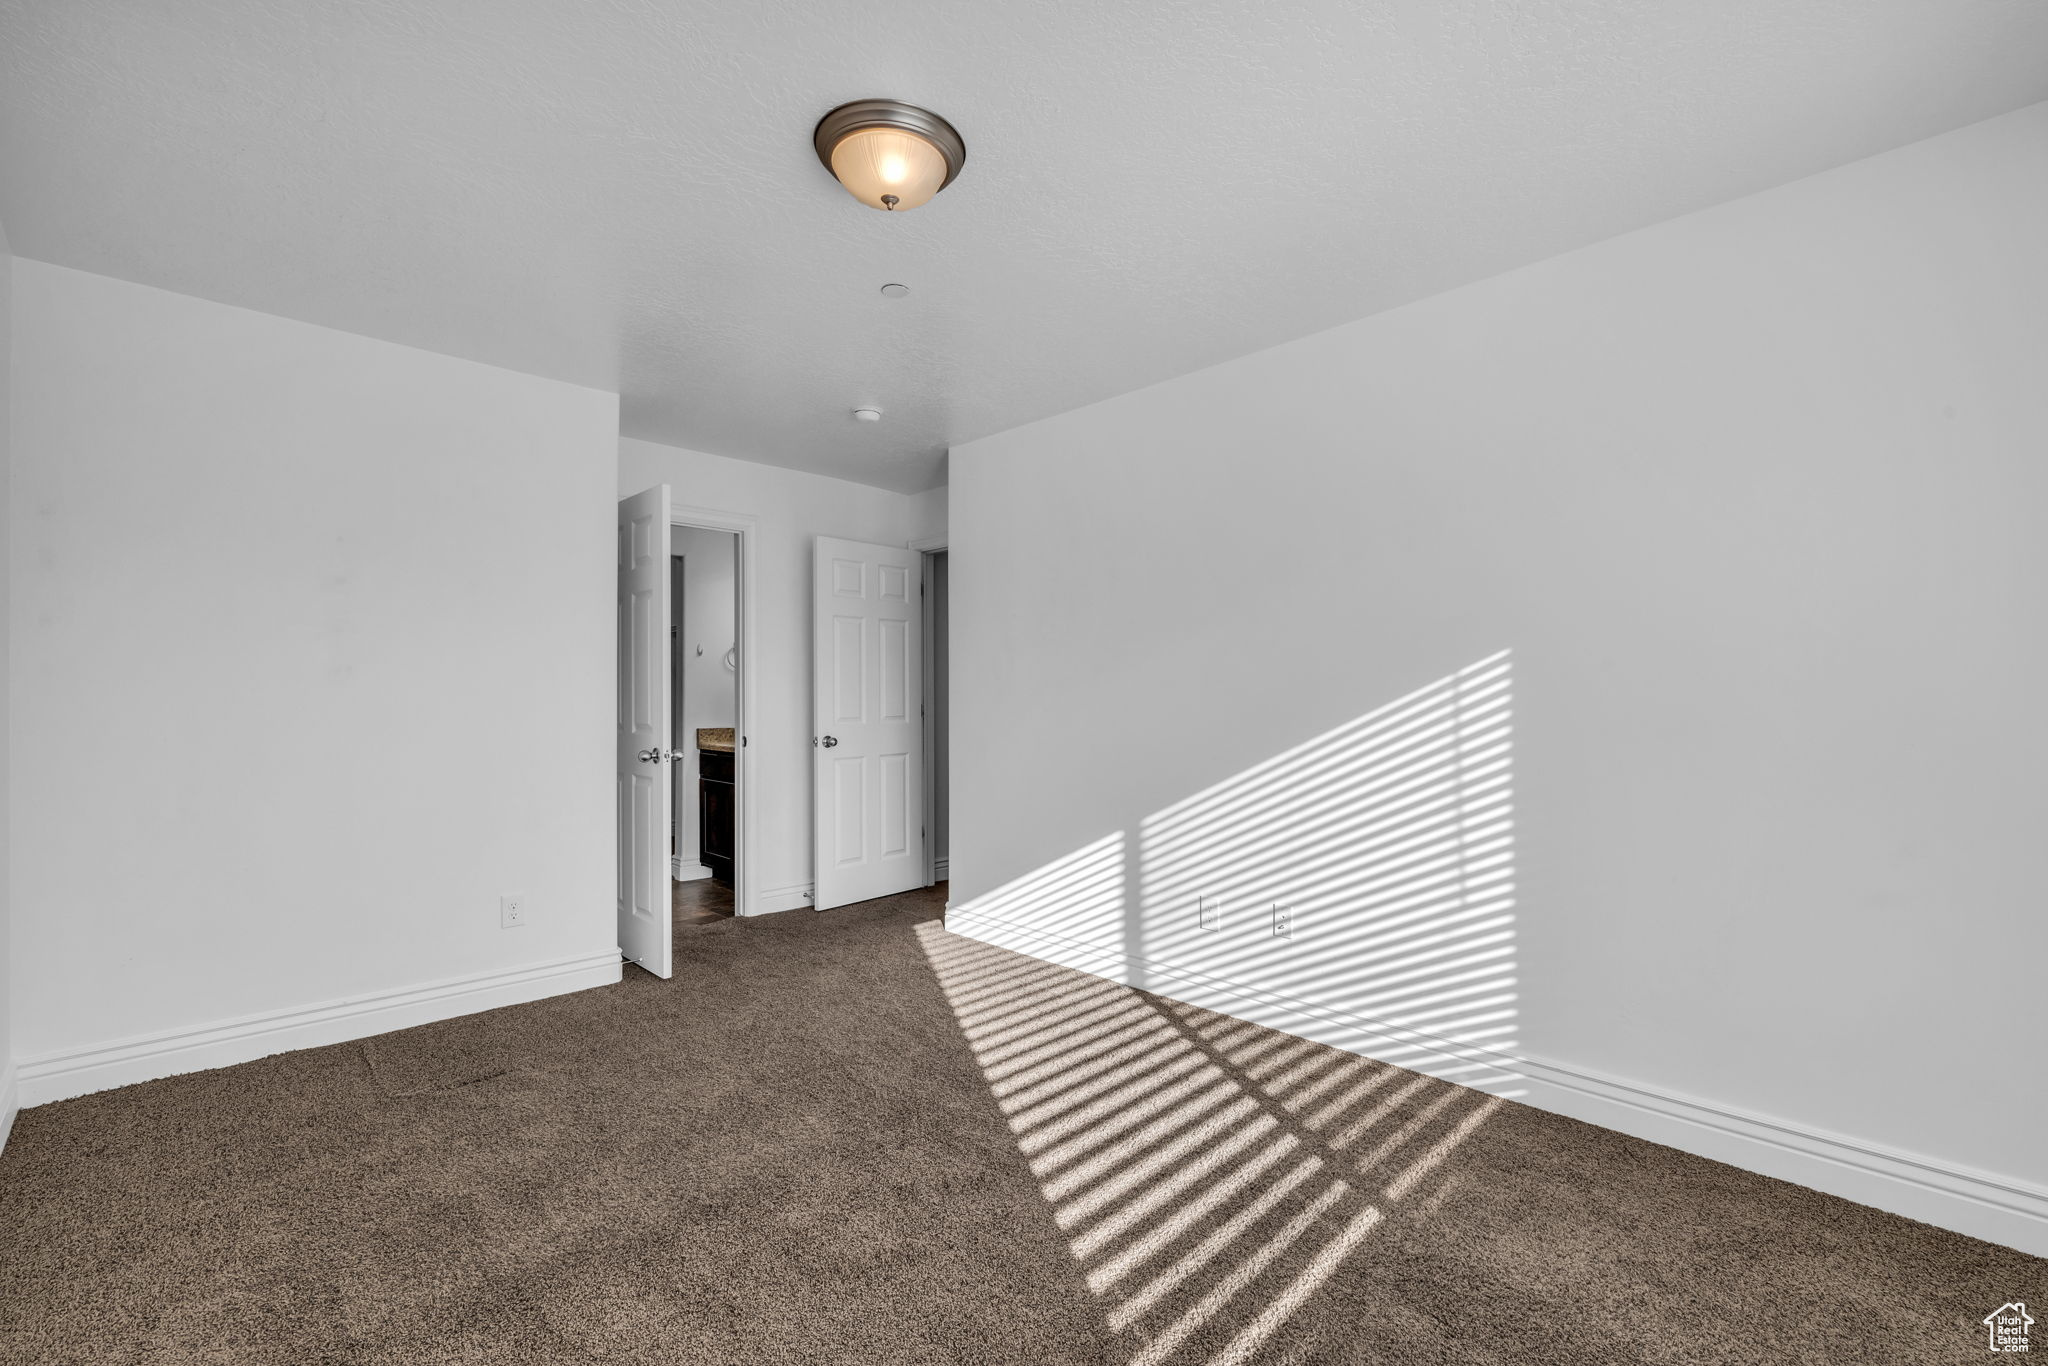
814;100;967;211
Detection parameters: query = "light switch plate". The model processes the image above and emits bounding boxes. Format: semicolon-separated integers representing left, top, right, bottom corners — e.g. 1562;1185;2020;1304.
1198;895;1222;932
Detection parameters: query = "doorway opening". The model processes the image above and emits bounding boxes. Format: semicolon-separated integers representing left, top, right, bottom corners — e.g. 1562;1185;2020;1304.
809;536;947;910
924;548;949;893
672;526;740;928
618;486;754;978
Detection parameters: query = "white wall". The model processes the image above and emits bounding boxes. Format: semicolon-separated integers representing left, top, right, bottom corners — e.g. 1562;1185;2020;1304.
0;226;15;1149
10;262;622;1101
619;438;945;911
931;551;949;873
671;525;736;868
949;104;2048;1252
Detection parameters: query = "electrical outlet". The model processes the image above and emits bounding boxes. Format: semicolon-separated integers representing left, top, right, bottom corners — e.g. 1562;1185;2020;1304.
1198;894;1222;932
1271;904;1294;939
500;894;527;929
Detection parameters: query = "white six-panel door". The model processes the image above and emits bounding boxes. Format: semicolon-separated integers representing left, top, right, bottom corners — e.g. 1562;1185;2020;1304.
813;537;924;911
618;486;673;977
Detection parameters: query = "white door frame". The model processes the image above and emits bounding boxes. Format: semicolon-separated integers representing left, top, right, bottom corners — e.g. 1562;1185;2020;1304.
910;534;947;889
674;502;761;917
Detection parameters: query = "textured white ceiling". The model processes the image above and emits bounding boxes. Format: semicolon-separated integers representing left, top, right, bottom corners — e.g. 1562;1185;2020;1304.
5;2;2047;492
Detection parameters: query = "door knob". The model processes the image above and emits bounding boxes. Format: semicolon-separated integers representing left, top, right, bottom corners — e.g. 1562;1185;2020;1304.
820;736;839;748
638;749;662;763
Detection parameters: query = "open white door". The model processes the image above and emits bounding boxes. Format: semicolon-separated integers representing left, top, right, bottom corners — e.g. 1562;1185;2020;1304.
618;486;673;977
813;537;925;911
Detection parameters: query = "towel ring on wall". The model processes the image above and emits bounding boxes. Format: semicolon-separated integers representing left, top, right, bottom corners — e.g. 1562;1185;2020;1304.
723;646;738;673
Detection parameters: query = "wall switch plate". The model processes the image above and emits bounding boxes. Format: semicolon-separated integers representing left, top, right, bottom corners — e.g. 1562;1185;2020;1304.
1271;904;1294;939
500;894;527;929
1198;895;1222;932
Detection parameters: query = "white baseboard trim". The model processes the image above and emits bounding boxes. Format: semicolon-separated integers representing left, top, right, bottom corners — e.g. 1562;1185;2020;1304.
951;910;2048;1258
672;859;713;882
0;1060;18;1158
754;883;814;916
16;948;624;1108
933;857;950;882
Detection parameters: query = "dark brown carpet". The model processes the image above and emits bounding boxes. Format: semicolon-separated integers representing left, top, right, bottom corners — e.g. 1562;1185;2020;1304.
0;885;2037;1364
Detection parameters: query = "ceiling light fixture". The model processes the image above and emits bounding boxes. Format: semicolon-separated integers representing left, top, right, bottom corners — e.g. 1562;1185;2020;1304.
852;407;883;422
815;100;966;212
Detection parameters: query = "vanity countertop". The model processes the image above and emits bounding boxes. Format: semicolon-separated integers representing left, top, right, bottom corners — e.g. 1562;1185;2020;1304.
697;727;736;754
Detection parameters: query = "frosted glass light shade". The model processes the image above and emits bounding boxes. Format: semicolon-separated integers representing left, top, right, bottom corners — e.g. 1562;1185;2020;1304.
814;101;967;213
830;127;949;211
